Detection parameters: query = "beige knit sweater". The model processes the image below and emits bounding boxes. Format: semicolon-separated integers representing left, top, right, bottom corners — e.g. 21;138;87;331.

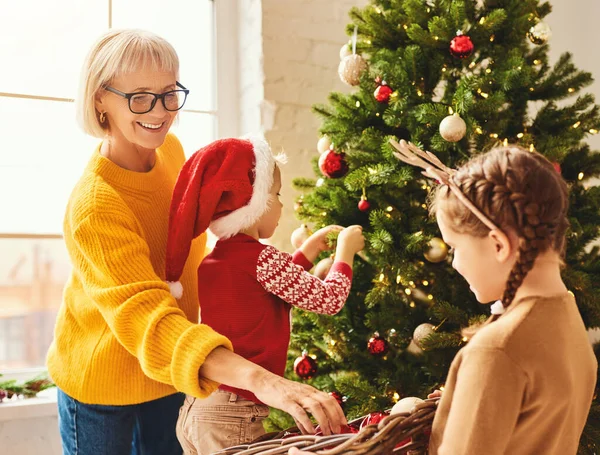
430;293;597;455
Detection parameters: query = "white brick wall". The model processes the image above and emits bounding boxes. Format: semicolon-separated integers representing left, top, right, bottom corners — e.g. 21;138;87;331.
238;0;367;251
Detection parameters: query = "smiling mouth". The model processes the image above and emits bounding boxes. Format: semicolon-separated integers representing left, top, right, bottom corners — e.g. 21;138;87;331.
137;121;165;131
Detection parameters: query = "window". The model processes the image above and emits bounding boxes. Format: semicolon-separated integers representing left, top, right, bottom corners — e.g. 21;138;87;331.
0;236;62;369
0;0;233;371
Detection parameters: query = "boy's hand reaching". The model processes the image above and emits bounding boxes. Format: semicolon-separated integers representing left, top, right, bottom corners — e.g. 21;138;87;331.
297;224;365;270
335;225;365;267
337;225;365;255
299;225;344;262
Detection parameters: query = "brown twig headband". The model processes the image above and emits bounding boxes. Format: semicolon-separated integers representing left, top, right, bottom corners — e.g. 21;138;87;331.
389;139;502;232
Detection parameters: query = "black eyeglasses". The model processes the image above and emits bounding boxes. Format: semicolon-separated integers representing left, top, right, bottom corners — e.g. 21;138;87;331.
104;81;189;114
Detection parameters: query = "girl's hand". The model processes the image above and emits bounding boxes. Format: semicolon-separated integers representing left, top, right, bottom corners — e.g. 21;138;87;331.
299;225;344;262
428;389;443;399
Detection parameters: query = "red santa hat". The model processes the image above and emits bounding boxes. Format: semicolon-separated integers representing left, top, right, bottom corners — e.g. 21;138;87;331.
165;135;281;298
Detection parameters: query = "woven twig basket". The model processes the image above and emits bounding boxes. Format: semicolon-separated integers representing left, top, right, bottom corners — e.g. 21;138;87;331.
213;398;438;455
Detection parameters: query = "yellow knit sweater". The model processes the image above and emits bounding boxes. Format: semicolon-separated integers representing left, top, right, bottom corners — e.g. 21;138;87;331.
47;133;233;405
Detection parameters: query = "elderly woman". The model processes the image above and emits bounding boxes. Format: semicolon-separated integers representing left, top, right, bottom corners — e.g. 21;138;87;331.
47;29;344;455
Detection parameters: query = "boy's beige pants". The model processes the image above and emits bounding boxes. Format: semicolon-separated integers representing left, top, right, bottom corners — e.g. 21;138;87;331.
176;390;270;455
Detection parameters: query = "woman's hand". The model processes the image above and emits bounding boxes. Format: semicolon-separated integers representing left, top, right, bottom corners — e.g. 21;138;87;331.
250;369;347;435
199;347;346;436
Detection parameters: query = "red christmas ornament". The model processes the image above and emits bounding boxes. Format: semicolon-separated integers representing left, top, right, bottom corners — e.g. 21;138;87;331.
294;352;318;379
318;149;349;179
374;83;393;103
340;424;361;434
367;333;389;356
553;162;562;174
450;34;474;59
360;411;388;429
395;437;413;450
358;197;371;212
329;391;345;408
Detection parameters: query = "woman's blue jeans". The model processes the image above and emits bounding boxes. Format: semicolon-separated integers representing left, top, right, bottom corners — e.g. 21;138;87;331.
57;388;185;455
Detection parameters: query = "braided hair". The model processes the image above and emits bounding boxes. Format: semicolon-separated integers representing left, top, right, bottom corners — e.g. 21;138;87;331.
432;145;569;319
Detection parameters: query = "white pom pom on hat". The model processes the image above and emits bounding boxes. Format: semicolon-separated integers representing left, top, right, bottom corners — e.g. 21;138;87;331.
168;281;183;299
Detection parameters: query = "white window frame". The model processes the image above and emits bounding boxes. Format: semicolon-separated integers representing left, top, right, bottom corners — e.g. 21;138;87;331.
214;0;240;138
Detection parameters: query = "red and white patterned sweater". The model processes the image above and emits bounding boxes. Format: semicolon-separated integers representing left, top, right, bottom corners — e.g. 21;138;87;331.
197;233;353;403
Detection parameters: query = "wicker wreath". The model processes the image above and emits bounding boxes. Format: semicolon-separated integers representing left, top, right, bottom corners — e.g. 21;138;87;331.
213;398;438;455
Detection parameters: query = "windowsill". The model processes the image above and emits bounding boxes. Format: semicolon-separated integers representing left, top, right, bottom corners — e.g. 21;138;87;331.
0;387;57;422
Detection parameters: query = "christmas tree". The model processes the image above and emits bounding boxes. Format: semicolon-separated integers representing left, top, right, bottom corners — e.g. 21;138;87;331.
267;0;600;452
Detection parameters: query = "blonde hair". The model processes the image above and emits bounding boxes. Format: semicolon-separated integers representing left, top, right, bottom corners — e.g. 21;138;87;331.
76;29;180;138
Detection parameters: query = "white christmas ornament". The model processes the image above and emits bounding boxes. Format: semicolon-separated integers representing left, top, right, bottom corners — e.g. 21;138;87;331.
406;339;424;356
339;43;352;60
291;224;312;249
413;323;435;349
314;256;334;280
439;114;467;142
317;135;332;154
338;54;367;86
391;397;425;415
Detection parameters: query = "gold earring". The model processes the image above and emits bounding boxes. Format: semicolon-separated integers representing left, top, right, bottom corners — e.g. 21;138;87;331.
99;112;106;123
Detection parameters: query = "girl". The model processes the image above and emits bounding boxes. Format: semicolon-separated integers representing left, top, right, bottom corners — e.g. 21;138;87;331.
290;140;597;455
395;140;597;454
164;137;365;454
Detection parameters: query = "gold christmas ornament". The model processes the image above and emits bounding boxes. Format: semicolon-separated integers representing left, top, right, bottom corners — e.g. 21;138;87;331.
290;224;312;249
411;288;430;304
527;21;552;45
439;113;467;142
412;323;435;349
391;396;425;415
338;54;367;86
314;256;335;280
317;135;332;154
339;43;352;60
424;237;449;263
